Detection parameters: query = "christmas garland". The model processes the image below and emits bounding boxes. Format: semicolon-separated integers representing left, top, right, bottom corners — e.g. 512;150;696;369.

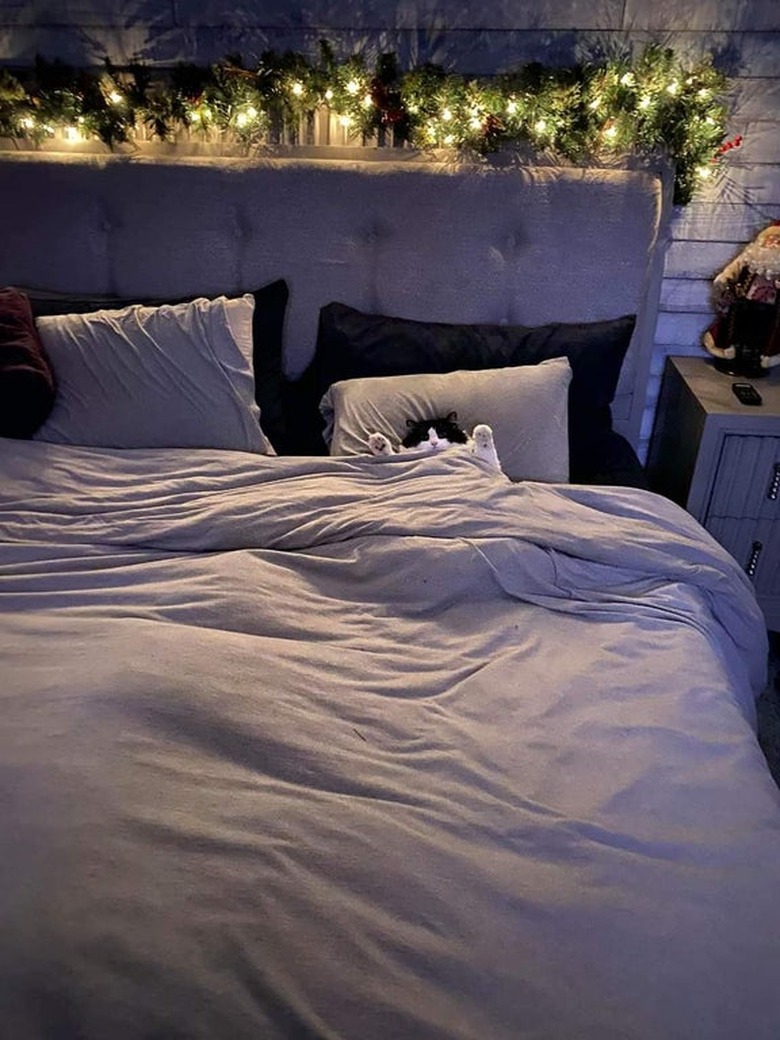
0;42;734;204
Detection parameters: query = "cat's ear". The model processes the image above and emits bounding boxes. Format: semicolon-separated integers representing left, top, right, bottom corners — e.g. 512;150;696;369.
406;418;417;428
446;411;458;422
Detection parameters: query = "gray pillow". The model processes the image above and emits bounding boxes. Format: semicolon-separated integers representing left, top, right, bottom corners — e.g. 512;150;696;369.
34;295;274;453
320;357;572;482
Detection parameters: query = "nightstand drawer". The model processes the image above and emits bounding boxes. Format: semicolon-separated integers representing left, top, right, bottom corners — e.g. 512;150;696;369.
705;516;780;596
706;435;780;520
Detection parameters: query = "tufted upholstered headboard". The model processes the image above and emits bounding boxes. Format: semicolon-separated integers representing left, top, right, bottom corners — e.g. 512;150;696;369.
0;152;670;451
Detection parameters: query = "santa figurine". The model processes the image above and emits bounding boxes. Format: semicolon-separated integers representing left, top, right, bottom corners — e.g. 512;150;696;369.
702;220;780;376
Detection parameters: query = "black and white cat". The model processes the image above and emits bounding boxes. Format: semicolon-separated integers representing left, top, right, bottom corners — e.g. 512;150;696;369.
366;412;502;471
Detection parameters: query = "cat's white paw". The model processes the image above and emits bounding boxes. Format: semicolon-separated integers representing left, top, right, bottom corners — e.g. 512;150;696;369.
367;432;394;456
471;424;501;470
472;423;493;451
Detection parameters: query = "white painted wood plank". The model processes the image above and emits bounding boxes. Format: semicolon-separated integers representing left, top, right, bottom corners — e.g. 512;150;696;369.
733;78;780;122
170;0;626;31
711;163;780;209
623;0;780;32
0;24;167;64
671;201;780;242
738;121;780;165
660;278;712;312
664;239;741;279
655;310;713;347
31;0;176;23
0;1;34;23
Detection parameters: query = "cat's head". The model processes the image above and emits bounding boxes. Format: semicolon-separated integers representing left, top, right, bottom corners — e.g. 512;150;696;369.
401;412;468;451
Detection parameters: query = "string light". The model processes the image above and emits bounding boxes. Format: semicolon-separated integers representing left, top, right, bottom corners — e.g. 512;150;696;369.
236;105;259;128
0;44;733;204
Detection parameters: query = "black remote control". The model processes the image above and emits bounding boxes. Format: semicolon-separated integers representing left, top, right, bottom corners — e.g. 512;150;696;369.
732;382;763;406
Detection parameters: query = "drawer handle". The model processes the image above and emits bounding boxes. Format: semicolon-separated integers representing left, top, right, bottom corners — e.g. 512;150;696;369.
746;540;763;578
768;463;780;501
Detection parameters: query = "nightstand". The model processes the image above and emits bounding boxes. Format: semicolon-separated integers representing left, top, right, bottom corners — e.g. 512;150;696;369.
647;355;780;630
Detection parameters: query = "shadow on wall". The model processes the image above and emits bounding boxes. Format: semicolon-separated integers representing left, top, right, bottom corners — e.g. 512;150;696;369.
9;2;585;72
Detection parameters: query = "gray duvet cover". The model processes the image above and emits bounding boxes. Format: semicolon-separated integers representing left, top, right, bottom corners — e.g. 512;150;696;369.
1;442;779;1040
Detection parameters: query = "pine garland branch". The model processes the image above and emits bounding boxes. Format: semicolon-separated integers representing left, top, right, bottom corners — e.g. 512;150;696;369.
0;43;734;204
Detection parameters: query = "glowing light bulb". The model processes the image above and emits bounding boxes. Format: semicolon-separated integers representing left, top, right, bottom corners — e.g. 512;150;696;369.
697;88;711;100
666;80;680;96
63;125;83;143
589;98;601;111
441;107;453;122
443;133;455;145
21;116;35;130
506;99;518;115
324;88;334;101
235;112;249;128
603;123;618;139
639;95;652;110
362;93;373;108
469;115;482;131
108;89;123;105
695;164;713;180
620;72;635;87
339;114;352;127
534;118;547;133
291;81;304;97
346;79;359;95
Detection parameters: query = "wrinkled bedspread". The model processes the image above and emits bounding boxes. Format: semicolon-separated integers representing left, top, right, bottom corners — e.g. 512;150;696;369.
1;441;779;1040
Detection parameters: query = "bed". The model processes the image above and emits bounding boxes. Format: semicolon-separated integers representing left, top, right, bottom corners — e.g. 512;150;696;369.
1;152;779;1040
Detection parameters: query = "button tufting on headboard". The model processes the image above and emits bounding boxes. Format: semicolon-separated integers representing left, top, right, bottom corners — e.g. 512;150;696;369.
0;154;670;450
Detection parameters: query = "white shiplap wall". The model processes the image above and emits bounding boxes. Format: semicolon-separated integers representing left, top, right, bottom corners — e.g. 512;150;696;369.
0;0;778;452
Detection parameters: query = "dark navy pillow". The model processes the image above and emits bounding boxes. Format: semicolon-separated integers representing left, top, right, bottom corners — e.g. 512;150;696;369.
312;302;636;481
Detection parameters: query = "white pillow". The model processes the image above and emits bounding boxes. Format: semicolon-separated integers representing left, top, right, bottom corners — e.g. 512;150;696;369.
34;294;274;453
320;357;572;482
